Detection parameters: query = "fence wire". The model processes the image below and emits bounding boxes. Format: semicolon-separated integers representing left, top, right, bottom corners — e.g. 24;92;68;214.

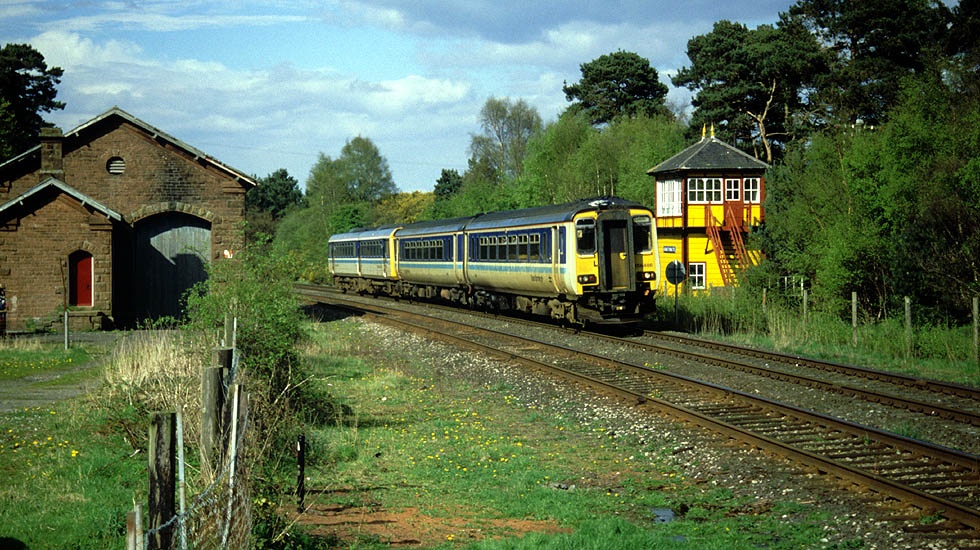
141;346;252;550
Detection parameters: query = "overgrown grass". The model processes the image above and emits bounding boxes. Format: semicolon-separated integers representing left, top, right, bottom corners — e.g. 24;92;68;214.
659;289;980;387
291;318;853;549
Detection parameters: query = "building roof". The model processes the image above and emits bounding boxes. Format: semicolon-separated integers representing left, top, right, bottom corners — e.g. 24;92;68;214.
0;106;257;187
647;136;769;176
0;177;123;221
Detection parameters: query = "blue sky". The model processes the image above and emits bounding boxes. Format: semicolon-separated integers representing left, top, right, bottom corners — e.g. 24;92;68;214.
1;1;796;192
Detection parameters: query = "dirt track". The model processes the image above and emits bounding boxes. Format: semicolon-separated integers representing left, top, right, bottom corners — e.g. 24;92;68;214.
0;332;122;413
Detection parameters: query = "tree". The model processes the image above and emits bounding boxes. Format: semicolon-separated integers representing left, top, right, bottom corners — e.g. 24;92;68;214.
337;136;397;203
247;168;304;219
433;168;463;200
563;51;669;126
245;168;304;243
0;43;65;159
305;136;397;212
789;0;949;127
375;191;434;224
672;18;827;162
468;97;542;183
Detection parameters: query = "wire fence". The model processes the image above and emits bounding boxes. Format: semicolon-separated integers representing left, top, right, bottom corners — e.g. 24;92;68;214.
128;324;253;550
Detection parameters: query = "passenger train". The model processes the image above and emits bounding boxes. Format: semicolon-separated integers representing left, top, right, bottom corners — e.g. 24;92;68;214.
327;197;661;325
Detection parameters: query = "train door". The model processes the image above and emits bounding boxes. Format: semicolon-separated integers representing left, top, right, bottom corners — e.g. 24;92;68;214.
552;225;569;294
596;211;634;291
455;233;466;284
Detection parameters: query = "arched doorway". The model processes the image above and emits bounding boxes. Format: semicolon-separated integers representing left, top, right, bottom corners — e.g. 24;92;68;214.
68;250;93;307
134;212;211;320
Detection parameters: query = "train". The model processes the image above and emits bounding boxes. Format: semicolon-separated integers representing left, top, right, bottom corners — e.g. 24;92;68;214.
327;197;661;325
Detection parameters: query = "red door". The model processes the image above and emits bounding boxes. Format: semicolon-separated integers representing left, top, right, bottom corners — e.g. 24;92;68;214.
69;251;93;307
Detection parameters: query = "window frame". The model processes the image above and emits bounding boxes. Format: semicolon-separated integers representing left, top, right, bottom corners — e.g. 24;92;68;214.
688;177;723;204
689;262;706;290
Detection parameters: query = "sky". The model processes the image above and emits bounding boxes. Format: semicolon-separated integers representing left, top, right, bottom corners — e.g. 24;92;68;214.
1;1;797;193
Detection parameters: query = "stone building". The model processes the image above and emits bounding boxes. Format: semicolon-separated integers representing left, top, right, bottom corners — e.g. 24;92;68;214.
0;107;256;331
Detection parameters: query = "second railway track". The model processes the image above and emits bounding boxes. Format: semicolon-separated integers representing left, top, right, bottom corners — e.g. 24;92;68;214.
299;285;980;542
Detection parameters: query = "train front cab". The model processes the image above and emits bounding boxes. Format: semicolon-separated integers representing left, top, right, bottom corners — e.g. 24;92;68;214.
571;206;659;322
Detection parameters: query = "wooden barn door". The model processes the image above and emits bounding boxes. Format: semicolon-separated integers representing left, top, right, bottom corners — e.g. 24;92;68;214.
134;213;211;320
69;251;93;307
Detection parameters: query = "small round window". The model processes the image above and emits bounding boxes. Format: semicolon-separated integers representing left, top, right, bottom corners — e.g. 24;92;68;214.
106;157;126;175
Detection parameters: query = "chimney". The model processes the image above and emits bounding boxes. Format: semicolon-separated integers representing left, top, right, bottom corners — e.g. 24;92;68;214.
39;126;64;180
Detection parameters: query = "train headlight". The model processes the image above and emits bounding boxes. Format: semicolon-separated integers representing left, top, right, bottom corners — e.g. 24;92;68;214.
640;271;656;280
577;274;597;285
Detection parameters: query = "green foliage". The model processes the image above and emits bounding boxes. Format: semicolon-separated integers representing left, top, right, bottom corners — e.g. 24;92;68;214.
0;43;64;158
469;96;543;182
518;112;684;206
762;62;980;321
184;245;304;389
305;136;397;210
563;51;669;126
673;18;827;162
788;0;949;127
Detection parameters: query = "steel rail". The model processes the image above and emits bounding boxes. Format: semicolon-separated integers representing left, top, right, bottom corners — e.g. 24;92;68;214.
645;330;980;401
301;289;980;535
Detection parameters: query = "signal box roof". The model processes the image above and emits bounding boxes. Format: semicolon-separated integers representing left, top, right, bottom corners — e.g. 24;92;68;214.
647;136;769;176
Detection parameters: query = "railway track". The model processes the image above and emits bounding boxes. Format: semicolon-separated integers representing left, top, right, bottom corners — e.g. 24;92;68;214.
297;285;980;542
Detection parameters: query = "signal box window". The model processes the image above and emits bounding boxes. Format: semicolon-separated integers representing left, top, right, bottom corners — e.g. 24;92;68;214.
689;263;706;289
744;178;761;203
688;178;722;204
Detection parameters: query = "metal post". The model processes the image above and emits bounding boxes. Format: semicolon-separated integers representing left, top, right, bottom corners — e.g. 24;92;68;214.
297;434;306;512
176;409;187;550
905;296;912;359
852;291;858;348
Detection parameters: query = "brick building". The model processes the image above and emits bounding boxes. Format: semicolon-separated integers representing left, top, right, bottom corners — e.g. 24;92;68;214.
0;107;256;331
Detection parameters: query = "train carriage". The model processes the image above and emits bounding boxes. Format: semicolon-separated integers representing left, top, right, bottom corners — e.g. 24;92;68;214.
328;226;399;294
327;197;660;325
395;217;469;297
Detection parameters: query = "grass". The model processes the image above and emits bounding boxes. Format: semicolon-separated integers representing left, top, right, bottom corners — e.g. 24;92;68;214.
660;291;980;387
0;342;90;380
290;318;853;549
0;331;209;550
0;400;146;549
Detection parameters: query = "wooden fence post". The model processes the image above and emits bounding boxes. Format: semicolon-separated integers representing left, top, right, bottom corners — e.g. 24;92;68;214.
126;503;142;550
201;347;233;477
148;412;176;550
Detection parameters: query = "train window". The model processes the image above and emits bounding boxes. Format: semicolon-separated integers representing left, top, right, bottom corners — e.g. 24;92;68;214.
530;233;542;261
632;216;653;254
518;234;529;261
332;242;355;257
508;235;518;260
489;237;498;260
576;219;596;256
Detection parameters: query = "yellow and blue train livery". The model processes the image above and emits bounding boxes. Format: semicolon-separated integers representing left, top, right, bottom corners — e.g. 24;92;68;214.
327;197;660;325
328;226;399;295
